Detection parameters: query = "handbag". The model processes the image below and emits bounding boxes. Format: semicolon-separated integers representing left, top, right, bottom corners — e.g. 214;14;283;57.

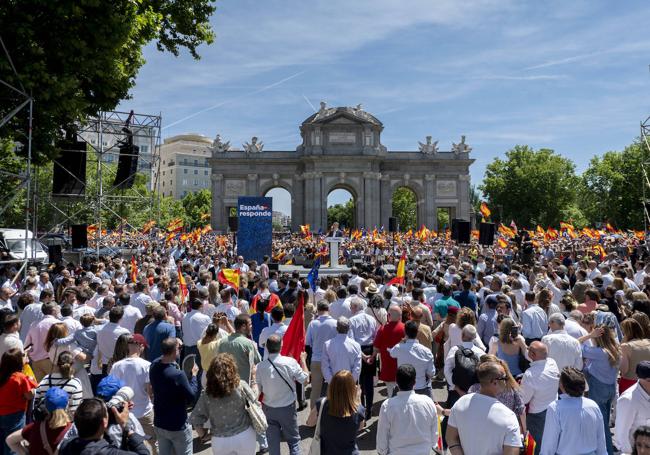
308;398;326;455
241;384;268;434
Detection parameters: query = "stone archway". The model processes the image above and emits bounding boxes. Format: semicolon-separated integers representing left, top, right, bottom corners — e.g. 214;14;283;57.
326;185;358;229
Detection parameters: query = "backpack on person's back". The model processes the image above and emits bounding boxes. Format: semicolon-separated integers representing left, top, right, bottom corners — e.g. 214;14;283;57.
452;346;479;393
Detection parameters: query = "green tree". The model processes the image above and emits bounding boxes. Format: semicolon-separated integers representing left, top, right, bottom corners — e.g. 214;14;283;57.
327;200;355;229
182;189;211;228
437;209;450;231
0;0;216;162
578;141;649;229
391;187;417;231
479;145;580;227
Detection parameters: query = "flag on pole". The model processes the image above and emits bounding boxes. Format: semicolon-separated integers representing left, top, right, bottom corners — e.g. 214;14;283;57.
386;252;406;286
524;432;536;455
480;202;491;219
177;266;188;304
218;268;241;292
497;238;508;248
130;256;138;283
307;258;321;292
280;291;306;363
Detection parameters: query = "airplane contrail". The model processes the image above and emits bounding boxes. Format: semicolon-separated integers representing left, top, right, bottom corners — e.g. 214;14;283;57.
302;94;316;112
163;70;307;130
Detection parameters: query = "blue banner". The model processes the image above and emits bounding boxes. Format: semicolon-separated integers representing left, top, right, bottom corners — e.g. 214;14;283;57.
237;196;272;263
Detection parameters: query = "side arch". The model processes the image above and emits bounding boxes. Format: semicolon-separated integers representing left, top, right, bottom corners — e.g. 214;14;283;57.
389;182;425;229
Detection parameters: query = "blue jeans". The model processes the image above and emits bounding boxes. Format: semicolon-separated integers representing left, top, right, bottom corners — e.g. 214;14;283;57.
526;410;546;455
155;423;193;455
587;373;616;455
0;411;25;455
263;404;300;455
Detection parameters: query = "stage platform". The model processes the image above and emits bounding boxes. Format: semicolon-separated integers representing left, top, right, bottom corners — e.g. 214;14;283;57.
279;264;351;277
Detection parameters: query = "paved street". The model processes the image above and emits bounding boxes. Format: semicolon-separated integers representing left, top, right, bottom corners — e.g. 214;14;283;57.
195;380;448;454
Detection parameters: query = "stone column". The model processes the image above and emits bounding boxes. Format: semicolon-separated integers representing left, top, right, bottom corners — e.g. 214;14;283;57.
211;173;226;232
246;173;258;196
313;172;324;231
363;172;381;228
291;175;304;231
303;171;315;228
458;174;471;221
380;174;392;229
425;174;436;229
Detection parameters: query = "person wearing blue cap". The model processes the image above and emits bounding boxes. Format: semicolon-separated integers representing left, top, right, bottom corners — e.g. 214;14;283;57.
6;387;73;455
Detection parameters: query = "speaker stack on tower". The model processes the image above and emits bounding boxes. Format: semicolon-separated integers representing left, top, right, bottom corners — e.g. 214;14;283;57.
114;127;140;189
70;224;88;249
451;219;471;244
52;136;87;196
228;216;239;232
388;217;398;233
479;222;496;246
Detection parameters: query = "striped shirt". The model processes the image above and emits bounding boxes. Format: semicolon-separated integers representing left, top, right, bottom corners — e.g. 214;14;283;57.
35;373;83;414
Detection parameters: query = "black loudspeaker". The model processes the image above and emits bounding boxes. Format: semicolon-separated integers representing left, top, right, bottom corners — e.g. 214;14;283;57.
268;263;279;271
228;216;239;232
388;217;398;233
452;219;471;244
47;245;63;264
71;224;88;249
479;222;496;246
52;138;87;196
114;128;140;189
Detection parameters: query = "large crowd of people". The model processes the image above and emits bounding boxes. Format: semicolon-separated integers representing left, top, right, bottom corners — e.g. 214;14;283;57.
1;229;650;455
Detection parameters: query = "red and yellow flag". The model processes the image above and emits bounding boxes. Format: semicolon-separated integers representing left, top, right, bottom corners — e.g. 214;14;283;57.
218;268;241;292
142;220;156;234
497;238;508;248
130;256;138;283
524;432;536;455
177;266;189;303
479;202;491;219
386;252;406;286
300;224;311;238
166;217;184;232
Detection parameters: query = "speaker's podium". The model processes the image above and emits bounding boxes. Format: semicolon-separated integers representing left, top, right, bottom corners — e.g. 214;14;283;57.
325;237;344;268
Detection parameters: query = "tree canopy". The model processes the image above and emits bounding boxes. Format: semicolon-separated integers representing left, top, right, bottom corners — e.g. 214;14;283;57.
479;145;581;227
327;200;355;229
0;0;216;162
391;187;417;231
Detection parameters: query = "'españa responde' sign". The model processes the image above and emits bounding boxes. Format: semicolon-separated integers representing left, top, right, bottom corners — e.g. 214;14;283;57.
237;197;273;263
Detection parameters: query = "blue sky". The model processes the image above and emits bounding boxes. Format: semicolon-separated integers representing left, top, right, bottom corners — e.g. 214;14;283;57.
122;0;650;215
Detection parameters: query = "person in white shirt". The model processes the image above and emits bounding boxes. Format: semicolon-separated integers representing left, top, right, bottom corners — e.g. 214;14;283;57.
614;361;650;454
232;256;249;273
0;285;15;311
305;300;338;408
256;335;309;455
446;361;522;455
444;325;485;395
377;364;438;455
215;289;241;321
109;333;157;454
540;367;607;455
348;267;363;288
329;287;352;320
348;296;379;419
92;305;130;385
116;293;143;334
60;304;82;334
389;320;434;396
130;282;153;315
181;298;212;367
258;306;288;359
321;317;362;388
0;314;23;364
564;310;588;340
541;313;583;371
519;341;560;454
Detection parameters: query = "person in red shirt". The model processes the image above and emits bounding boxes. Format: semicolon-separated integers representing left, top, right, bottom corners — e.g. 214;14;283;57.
373;305;405;397
0;348;38;454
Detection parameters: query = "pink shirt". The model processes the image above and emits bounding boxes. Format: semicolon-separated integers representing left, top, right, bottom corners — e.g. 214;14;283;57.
25;315;58;361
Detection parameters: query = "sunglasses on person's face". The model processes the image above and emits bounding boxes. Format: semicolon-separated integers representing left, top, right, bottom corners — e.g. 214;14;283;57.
494;375;508;382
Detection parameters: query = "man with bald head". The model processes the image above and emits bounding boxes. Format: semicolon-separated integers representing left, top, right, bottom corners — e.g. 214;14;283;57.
520;341;560;454
373;305;405;397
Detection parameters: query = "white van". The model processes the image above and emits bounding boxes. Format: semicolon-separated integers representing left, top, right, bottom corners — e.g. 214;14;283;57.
0;229;49;264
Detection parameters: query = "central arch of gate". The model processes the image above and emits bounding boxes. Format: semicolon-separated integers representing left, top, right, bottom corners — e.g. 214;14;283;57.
209;104;474;232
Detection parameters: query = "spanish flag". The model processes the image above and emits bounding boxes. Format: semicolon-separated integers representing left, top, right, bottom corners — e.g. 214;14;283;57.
386;252;406;286
142;220;156;234
497;238;508;248
280;291;305;362
177;266;189;303
130;256;138;283
200;212;211;221
480;202;491;219
166;217;184;232
605;222;615;233
524;432;536;455
218;268;240;292
300;224;311;238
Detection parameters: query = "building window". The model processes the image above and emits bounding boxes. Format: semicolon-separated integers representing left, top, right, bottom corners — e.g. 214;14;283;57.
170;169;173;174
184;169;188;174
194;169;198;175
162;171;165;176
194;159;198;166
204;170;208;176
182;179;188;186
162;181;165;187
163;160;165;164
